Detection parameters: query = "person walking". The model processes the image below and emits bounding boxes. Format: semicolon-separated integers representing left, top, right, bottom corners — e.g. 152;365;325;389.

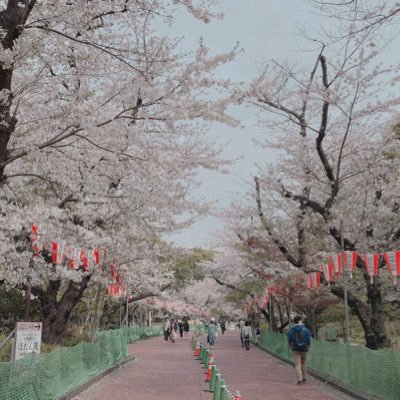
255;325;261;346
183;318;190;337
178;319;184;338
239;319;245;347
207;318;217;347
242;321;252;350
163;318;171;343
170;321;177;343
288;315;312;385
220;320;226;335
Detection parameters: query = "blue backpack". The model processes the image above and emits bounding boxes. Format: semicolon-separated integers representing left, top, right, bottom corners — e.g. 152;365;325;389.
291;327;308;352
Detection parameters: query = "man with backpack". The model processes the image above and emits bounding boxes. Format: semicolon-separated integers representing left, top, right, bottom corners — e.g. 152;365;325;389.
288;316;312;385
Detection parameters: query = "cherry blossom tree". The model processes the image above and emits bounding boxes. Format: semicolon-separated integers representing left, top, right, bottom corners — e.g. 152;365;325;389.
238;8;400;348
0;0;240;343
312;0;400;39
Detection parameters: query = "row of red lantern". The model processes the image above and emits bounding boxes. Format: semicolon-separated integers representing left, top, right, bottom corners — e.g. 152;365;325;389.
245;280;296;313
32;224;129;290
305;250;400;288
32;224;104;268
107;284;127;298
244;251;400;312
244;288;271;313
255;275;307;309
249;283;286;311
256;280;298;309
52;242;103;270
250;251;400;307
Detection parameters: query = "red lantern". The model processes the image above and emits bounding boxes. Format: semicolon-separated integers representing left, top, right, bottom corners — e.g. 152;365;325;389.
321;263;334;282
305;272;321;289
329;253;342;278
362;253;379;284
31;224;45;256
383;251;400;286
51;242;65;265
69;248;83;269
342;251;358;278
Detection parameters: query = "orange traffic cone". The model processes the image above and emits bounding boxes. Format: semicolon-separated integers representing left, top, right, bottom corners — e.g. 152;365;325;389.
204;354;214;374
205;361;213;382
194;343;200;357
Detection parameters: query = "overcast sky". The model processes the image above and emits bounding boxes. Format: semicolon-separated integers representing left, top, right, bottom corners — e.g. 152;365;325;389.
164;0;326;248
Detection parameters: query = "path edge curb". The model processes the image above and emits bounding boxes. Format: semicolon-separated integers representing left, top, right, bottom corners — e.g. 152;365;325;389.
254;344;380;400
59;356;135;400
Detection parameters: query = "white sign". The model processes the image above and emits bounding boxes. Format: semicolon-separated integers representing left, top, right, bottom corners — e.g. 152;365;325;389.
14;322;42;360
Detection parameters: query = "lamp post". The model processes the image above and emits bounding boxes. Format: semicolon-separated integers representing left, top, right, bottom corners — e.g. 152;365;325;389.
340;219;350;344
269;297;273;332
125;275;130;336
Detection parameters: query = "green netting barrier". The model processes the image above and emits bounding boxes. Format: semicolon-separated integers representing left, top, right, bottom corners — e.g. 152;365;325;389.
318;326;337;341
257;330;400;400
0;325;161;400
96;324;162;344
191;323;206;338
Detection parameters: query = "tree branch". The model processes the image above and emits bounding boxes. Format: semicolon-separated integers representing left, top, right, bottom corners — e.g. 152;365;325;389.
316;55;335;184
254;176;301;268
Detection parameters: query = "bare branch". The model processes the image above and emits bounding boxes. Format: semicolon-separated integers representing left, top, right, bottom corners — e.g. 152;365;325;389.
316;55;335;184
254;176;301;268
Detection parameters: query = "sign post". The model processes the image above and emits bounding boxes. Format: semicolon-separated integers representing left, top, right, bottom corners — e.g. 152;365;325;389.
13;322;42;360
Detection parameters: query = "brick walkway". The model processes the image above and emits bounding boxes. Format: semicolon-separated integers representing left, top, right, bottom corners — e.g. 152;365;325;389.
73;334;212;400
73;331;356;400
201;330;355;400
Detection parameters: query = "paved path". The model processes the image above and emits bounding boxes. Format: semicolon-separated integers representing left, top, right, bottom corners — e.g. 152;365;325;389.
73;334;212;400
201;330;355;400
73;331;356;400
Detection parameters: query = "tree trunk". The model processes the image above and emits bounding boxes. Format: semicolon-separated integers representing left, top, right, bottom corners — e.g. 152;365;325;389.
363;282;389;349
0;0;35;181
304;308;317;339
331;278;390;349
260;306;288;333
34;275;91;345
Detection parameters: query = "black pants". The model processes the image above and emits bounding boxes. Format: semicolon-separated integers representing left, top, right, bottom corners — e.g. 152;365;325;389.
244;337;250;350
164;330;170;341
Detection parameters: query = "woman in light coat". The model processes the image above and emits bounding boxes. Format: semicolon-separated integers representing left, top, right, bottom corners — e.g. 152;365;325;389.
242;321;252;350
207;318;217;347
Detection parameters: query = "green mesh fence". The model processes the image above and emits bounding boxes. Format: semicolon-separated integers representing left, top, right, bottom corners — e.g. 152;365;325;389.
0;325;161;400
97;324;162;344
257;330;400;400
318;326;337;341
191;323;206;340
